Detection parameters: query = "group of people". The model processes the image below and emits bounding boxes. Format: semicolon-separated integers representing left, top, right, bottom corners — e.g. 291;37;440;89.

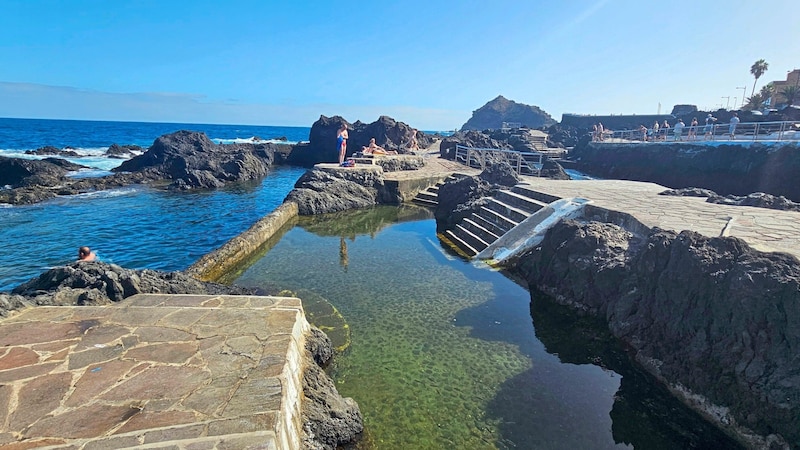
336;124;419;165
591;122;606;142
638;112;739;142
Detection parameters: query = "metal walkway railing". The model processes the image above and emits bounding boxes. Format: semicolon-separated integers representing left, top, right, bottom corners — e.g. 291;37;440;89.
602;120;800;143
454;145;543;176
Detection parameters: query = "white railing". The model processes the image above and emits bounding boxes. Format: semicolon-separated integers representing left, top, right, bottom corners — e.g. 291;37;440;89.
454;145;544;176
602;120;800;143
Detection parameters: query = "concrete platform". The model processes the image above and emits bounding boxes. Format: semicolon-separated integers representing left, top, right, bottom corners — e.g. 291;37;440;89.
516;177;800;259
0;294;309;450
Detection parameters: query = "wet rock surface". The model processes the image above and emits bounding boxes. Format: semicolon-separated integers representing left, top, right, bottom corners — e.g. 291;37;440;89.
511;219;800;447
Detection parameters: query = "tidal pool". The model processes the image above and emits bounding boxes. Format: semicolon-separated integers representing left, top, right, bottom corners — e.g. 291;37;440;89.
234;205;740;449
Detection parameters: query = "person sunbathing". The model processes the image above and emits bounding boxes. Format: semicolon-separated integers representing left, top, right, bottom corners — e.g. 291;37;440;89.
362;138;397;155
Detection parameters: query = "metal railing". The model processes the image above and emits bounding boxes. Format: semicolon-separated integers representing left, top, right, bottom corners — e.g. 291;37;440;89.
601;120;800;143
454;145;543;176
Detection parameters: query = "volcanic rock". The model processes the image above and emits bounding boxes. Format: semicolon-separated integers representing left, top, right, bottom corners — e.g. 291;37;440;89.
461;95;556;131
512;219;800;446
114;130;278;190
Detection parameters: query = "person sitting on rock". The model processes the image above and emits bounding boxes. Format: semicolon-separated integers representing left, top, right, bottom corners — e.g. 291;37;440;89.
362;138;397;155
406;129;419;151
78;246;96;262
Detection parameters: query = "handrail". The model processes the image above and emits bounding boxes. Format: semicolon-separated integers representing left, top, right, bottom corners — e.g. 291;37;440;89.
600;120;800;143
454;145;544;176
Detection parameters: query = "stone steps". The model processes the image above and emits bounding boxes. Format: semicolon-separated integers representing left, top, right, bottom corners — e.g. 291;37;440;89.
411;175;455;207
445;184;565;258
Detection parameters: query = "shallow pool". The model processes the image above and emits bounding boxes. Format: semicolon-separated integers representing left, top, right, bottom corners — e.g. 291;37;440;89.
235;205;739;449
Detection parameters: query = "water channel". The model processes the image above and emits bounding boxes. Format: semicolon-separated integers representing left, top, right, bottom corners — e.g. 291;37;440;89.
234;205;740;450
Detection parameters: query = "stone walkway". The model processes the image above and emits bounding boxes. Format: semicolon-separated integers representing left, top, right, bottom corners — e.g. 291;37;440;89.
516;177;800;259
0;294;308;450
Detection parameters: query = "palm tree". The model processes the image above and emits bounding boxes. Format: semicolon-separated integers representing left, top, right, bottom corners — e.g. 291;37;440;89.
760;83;775;107
750;59;769;97
780;85;799;106
744;93;765;111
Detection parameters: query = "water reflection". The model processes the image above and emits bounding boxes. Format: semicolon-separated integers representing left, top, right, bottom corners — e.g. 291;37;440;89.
234;206;740;449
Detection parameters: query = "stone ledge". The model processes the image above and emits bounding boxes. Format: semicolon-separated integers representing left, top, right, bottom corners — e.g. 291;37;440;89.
0;294;309;450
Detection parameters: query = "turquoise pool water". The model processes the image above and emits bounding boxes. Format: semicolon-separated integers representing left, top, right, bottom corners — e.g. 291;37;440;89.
234;206;739;450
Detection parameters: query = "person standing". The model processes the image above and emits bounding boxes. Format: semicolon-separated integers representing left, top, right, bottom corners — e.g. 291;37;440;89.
597;122;605;141
688;117;699;141
673;119;685;141
337;124;349;164
639;124;648;142
704;114;717;140
729;112;740;140
661;120;670;141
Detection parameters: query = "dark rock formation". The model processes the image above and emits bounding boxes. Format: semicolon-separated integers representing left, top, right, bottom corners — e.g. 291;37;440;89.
25;146;81;157
302;329;363;450
439;130;512;160
569;142;800;202
292;115;433;167
662;187;800;211
461;95;556;131
0;156;92;204
545;123;582;148
5;261;256;313
105;143;143;158
434;163;519;232
114;130;280;190
512;220;800;447
284;168;386;215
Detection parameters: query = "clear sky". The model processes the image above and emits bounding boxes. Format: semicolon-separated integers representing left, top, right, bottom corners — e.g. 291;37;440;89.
1;0;798;130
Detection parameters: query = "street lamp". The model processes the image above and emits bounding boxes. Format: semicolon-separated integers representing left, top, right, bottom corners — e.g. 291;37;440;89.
736;86;747;108
721;96;731;109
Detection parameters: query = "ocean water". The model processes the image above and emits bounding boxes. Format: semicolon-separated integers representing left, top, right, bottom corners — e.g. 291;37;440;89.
0;117;309;291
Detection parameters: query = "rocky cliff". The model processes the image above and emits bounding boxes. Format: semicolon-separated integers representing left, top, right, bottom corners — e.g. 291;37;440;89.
511;220;800;448
461;95;556;131
570;142;800;202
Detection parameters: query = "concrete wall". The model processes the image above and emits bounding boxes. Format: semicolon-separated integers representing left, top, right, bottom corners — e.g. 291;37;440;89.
186;201;299;282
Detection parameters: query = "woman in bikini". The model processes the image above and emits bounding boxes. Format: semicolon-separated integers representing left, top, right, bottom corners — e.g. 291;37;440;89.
337;124;349;164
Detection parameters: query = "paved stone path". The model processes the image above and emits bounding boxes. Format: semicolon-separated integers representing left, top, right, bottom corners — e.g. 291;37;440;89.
0;294;308;450
516;177;800;258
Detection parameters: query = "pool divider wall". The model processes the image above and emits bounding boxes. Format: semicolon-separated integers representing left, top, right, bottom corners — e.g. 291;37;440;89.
186;201;300;282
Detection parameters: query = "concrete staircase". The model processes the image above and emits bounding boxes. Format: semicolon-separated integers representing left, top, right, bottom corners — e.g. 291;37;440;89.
412;175;459;207
443;184;562;257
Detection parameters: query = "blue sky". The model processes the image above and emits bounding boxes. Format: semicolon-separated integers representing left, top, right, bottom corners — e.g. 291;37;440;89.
1;0;798;130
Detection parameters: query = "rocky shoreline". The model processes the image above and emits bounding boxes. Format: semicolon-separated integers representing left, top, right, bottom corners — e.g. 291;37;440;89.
0;261;363;450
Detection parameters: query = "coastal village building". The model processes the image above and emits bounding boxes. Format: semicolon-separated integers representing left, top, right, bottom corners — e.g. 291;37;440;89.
766;69;799;107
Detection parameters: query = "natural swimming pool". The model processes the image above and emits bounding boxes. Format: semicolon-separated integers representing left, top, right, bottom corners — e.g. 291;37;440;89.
234;205;740;449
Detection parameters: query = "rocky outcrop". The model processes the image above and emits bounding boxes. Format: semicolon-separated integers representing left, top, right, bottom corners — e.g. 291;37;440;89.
661;187;800;211
302;328;363;450
461;95;556;131
1;131;290;205
439;130;512;160
434;163;519;231
570;142;800;202
114;130;283;190
105;143;144;158
291;115;433;167
25;146;81;157
2;261;257;314
284;168;386;215
511;219;800;447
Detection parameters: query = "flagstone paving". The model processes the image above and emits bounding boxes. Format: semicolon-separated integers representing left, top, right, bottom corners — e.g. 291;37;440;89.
0;294;309;450
516;177;800;259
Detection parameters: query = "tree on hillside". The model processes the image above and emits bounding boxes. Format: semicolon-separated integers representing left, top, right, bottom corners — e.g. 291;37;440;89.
750;59;769;98
743;93;765;111
780;85;799;106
